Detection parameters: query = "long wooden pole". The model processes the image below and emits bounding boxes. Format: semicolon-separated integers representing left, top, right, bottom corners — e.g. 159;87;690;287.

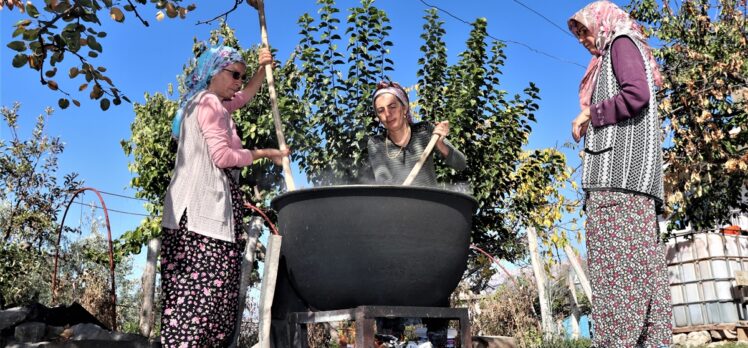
250;2;287;347
402;134;440;186
255;0;295;191
139;237;161;337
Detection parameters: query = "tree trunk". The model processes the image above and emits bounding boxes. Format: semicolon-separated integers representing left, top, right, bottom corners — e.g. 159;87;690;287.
526;226;554;339
139;237;161;337
563;244;592;302
230;217;262;348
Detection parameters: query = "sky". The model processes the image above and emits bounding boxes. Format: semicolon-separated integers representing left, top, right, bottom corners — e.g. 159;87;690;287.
0;0;618;274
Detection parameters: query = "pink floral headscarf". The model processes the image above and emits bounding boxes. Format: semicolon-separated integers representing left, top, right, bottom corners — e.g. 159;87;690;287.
568;0;663;109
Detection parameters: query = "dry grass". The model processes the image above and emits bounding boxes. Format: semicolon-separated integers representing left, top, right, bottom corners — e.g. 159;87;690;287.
79;270;116;329
456;276;543;348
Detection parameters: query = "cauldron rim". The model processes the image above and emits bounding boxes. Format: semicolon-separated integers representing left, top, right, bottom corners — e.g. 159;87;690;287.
270;184;478;211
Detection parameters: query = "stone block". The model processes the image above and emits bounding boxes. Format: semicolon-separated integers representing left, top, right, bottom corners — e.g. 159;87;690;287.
673;333;688;345
472;335;517;348
686;330;712;346
0;307;30;330
70;323;112;340
15;321;46;342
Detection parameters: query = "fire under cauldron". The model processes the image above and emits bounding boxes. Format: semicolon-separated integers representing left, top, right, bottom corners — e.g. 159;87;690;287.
270;185;478;311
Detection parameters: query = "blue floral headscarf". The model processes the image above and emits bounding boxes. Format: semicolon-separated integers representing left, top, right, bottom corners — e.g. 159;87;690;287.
171;45;245;139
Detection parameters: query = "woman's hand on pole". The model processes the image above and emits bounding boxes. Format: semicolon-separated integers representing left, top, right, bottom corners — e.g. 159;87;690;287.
241;47;274;100
257;47;273;69
433;120;450;157
258;147;291;166
433;120;450;138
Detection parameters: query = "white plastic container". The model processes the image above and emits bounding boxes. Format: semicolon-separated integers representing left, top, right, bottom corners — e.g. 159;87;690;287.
667;231;747;328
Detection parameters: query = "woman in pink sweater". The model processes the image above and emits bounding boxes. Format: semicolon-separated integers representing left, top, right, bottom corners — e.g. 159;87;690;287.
161;45;288;347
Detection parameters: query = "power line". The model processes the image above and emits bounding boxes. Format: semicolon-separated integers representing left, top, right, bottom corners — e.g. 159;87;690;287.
71;200;152;218
418;0;586;70
509;0;576;39
98;190;149;202
66;189;149;202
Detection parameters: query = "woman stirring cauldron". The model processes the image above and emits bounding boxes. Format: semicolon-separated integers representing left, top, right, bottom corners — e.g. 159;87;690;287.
160;44;289;347
365;81;467;341
366;81;467;186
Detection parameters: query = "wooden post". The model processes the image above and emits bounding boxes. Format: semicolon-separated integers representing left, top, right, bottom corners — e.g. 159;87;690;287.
526;226;555;338
230;217;263;348
564;244;592;302
139;237;161;337
567;266;581;339
250;2;293;346
258;234;282;348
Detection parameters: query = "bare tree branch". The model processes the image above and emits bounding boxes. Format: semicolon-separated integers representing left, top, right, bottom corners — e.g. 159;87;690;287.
196;0;242;25
126;0;150;27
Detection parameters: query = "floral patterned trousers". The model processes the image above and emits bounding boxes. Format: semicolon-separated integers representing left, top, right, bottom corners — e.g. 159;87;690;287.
586;191;672;348
160;179;247;348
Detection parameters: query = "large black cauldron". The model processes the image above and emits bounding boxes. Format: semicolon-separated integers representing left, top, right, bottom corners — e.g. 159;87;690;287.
270;185;478;311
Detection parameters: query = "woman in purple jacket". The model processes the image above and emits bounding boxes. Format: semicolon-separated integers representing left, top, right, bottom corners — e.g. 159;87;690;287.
569;1;670;347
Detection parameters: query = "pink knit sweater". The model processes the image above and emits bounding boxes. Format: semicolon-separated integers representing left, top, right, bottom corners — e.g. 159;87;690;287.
196;91;253;168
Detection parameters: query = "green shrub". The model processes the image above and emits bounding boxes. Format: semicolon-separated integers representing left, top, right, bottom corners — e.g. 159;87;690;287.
538;337;592;348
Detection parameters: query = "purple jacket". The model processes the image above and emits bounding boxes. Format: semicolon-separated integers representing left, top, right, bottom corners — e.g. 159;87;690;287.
589;36;650;128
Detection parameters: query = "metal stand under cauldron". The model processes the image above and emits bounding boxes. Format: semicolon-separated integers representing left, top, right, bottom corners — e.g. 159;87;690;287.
288;306;471;348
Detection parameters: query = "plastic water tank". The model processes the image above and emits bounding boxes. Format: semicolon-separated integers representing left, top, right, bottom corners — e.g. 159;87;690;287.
667;231;747;328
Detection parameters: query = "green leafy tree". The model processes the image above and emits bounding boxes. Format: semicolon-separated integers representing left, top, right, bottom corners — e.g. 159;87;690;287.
628;0;748;230
294;0;393;185
0;103;138;321
0;103;82;243
416;11;573;288
416;9;448;122
3;0;195;110
0;102;83;306
118;92;176;258
511;149;583;263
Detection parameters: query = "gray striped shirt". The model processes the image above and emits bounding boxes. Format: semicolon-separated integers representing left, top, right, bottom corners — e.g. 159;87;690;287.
366;123;467;187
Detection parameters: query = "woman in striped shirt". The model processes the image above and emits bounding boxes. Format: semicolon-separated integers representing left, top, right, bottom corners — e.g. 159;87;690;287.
366;81;466;187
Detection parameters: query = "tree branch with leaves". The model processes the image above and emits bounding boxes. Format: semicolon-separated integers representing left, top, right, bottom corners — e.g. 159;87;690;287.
5;0;195;111
629;0;748;231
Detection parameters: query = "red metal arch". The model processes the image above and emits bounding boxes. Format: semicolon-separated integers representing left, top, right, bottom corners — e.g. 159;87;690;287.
52;187;117;331
470;244;518;288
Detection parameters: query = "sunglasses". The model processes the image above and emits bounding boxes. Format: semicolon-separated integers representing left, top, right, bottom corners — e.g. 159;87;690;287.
222;68;247;82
